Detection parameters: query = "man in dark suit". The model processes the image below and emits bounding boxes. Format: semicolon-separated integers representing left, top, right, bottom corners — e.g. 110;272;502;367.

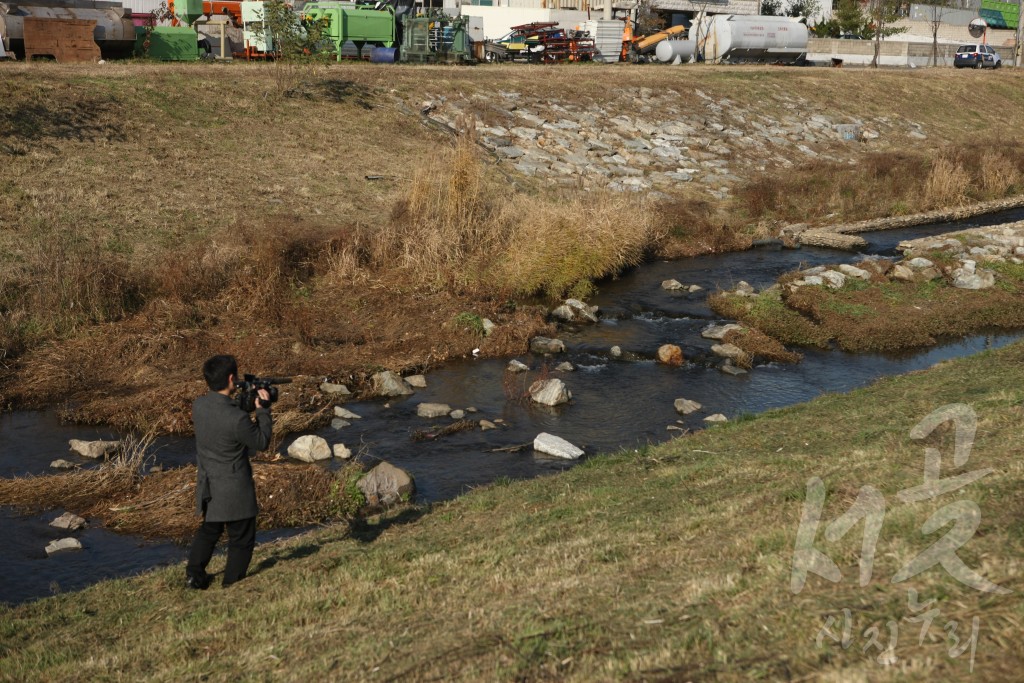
185;354;272;590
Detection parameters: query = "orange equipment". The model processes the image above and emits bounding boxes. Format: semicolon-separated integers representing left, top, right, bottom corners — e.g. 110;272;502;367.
168;0;243;27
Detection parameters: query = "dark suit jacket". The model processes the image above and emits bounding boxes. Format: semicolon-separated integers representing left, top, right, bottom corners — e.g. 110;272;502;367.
192;391;272;523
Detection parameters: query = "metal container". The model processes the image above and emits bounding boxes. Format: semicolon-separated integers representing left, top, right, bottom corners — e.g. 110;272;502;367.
302;1;395;60
0;0;136;58
696;15;808;64
654;38;695;64
134;24;200;60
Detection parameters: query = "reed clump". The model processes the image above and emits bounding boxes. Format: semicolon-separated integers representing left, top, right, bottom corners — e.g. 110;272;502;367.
361;135;663;300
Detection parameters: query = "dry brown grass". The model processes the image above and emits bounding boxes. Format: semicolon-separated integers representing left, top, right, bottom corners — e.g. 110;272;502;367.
0;431;364;541
366;134;662;300
722;326;802;366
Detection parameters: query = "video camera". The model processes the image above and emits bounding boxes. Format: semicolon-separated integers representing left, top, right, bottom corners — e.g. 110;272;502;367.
235;374;292;412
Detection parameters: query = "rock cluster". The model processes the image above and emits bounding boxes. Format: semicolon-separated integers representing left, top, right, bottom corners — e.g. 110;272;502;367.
424;89;907;197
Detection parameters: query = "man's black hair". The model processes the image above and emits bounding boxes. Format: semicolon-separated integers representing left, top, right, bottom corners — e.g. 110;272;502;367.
203;355;238;391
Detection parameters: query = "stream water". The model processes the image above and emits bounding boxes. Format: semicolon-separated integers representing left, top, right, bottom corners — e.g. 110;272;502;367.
3;209;1024;606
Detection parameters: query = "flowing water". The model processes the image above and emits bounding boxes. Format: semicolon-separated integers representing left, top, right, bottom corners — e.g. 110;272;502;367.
3;210;1023;605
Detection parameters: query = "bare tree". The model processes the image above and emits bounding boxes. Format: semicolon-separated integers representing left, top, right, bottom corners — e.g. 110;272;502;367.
928;0;955;66
868;0;907;68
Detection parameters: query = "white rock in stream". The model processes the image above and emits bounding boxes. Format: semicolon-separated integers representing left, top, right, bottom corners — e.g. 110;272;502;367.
702;324;743;341
68;439;120;459
334;406;361;419
45;538;83;555
50;512;86;531
533;433;584;459
417;403;452;419
704;414;729;423
529;378;571;406
674;398;702;415
508;359;530;373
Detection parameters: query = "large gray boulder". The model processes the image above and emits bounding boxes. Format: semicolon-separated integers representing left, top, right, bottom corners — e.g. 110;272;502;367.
50;512;86;531
819;270;846;289
358;462;415;506
371;371;414;397
838;264;872;280
288;435;332;463
533;432;584;459
320;382;350;395
530;336;566;354
674;398;702;415
529;378;572;406
68;439;121;459
952;264;995;290
507;359;530;373
711;343;747;362
565;299;598;323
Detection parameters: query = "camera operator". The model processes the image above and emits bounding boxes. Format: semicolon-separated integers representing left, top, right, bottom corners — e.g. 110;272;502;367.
185;354;272;590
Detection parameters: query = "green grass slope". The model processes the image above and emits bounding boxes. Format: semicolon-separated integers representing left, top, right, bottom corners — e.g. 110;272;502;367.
2;340;1022;681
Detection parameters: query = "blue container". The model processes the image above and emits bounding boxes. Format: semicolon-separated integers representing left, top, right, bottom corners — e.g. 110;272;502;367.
370;47;398;63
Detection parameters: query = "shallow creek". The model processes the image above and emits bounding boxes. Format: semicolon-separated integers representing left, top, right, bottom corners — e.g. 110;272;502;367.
3;209;1023;605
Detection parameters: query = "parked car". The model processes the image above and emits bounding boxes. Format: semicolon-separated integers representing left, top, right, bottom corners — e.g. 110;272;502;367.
954;44;1002;69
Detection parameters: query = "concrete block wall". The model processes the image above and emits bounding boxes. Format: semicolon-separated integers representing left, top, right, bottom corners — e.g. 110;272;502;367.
808;36;1014;66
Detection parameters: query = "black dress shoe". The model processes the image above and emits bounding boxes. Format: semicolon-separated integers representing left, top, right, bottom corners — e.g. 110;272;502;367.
185;573;211;590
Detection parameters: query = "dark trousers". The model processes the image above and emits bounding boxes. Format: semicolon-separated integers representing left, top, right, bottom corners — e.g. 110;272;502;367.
186;517;256;587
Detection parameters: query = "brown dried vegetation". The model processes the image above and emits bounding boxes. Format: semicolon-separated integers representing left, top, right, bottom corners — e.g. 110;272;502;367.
0;436;365;540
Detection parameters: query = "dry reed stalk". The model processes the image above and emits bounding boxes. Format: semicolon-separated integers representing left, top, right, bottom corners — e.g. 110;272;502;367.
924;157;970;208
978;150;1022;196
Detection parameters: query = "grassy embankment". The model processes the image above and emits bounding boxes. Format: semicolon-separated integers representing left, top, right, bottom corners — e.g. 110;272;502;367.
4;64;1024;434
2;337;1023;681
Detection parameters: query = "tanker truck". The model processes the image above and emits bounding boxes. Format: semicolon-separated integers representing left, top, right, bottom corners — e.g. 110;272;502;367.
694;14;808;65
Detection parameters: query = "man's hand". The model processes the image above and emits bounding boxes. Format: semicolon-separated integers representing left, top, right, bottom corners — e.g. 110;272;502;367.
255;388;272;409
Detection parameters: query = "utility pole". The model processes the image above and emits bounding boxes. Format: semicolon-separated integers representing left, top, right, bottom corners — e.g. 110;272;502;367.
1016;0;1022;66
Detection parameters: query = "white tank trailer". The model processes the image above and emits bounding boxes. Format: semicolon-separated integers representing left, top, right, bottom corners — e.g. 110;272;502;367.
654;38;696;64
696;15;808;64
0;0;137;59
